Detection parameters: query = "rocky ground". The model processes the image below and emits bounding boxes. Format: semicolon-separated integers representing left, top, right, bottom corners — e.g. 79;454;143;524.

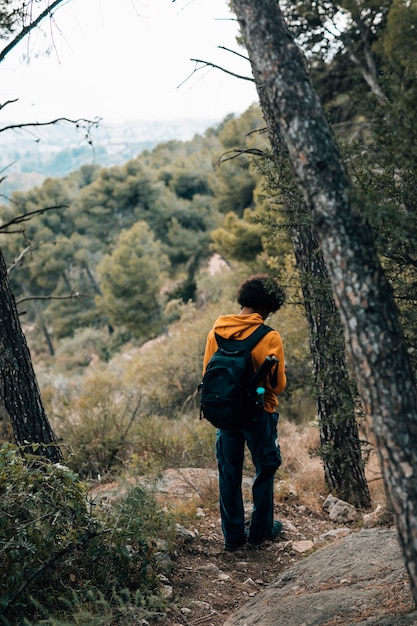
163;498;348;626
140;467;395;626
95;467;416;626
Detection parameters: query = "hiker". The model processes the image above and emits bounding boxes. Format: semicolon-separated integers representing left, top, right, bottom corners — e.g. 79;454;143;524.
202;274;287;551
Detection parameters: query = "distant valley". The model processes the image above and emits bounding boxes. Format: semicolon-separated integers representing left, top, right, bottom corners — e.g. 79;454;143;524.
1;117;219;199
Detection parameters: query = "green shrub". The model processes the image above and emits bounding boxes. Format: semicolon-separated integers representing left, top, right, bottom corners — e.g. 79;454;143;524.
54;327;112;372
46;363;214;480
122;301;208;416
51;371;147;479
0;444;175;625
128;414;216;474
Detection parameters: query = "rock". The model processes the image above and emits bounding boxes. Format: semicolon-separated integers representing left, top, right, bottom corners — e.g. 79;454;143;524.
283;520;299;534
319;528;351;541
180;607;192;615
323;494;357;523
195;563;221;575
292;539;314;553
158;574;170;584
175;523;197;541
190;600;211;610
154;552;173;573
223;528;417;626
276;480;298;499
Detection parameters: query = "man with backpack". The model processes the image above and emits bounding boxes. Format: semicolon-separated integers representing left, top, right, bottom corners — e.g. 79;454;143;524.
202;274;287;551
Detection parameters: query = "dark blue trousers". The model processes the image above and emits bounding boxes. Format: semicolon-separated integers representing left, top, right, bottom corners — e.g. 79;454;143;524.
215;411;281;545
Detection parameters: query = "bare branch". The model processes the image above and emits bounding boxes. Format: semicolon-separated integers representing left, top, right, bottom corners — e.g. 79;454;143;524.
0;0;70;64
0;98;19;111
7;245;31;274
246;126;269;137
0;162;16;176
218;147;267;164
178;58;254;89
0;205;69;233
189;58;254;82
218;45;249;62
16;291;85;306
0;116;100;135
105;395;144;472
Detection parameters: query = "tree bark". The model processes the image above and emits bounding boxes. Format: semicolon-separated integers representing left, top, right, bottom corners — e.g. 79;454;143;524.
266;136;370;507
231;0;417;601
291;223;370;508
0;248;62;462
232;14;371;504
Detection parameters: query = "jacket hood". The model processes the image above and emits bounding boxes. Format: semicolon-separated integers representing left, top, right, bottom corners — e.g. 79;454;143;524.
212;313;264;340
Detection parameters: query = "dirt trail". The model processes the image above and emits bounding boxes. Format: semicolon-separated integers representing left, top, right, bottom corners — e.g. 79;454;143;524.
94;467;416;625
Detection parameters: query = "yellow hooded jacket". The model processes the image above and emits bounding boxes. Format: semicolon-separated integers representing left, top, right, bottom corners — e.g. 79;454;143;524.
203;312;286;414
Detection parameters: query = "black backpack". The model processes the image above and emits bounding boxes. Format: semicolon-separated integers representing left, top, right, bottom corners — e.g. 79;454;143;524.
200;325;278;430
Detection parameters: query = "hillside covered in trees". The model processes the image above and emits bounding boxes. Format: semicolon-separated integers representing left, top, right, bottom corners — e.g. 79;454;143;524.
0;117;219;197
1;106;291;355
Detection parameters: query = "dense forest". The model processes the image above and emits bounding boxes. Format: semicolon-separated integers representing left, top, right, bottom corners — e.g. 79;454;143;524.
1;0;417;623
0;103;315;449
1;105;295;343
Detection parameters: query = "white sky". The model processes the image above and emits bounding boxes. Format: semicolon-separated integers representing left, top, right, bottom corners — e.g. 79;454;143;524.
1;0;259;124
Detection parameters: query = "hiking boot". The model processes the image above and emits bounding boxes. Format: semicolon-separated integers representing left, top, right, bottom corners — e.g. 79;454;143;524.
248;520;283;547
224;536;247;552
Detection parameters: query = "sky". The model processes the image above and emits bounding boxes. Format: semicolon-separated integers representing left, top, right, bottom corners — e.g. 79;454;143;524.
1;0;259;125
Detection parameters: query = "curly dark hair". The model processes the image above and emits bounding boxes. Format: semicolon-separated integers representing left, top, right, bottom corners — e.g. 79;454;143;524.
237;274;286;313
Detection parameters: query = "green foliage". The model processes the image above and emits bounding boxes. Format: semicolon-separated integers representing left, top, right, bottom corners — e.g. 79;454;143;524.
0;104;279;354
209;106;267;216
54;327;111;371
47;371;146;479
378;0;417;80
210;209;264;263
171;168;211;200
0;444;175;625
128;415;216;475
96;221;170;338
0;444;93;617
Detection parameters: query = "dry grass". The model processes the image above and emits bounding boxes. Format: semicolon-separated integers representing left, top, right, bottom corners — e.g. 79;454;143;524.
320;578;415;625
278;420;326;511
91;416;389;527
276;418;389;514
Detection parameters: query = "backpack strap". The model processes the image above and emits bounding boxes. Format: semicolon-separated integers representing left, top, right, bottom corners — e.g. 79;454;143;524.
215;324;273;351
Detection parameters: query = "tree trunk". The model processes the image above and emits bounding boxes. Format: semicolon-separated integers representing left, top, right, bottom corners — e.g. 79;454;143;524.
233;14;371;505
0;248;62;462
291;223;370;508
231;0;417;602
267;139;371;507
